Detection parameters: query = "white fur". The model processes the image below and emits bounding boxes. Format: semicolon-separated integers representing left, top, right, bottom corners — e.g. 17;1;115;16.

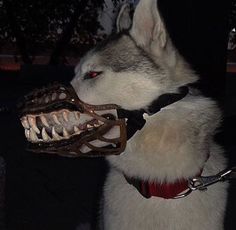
100;96;228;230
71;0;228;229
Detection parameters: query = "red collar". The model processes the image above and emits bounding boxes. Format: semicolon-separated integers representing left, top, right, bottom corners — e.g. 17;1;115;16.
124;175;191;199
124;155;209;199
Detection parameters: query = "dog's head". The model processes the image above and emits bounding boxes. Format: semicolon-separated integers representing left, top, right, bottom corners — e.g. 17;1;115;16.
71;1;196;110
19;0;197;157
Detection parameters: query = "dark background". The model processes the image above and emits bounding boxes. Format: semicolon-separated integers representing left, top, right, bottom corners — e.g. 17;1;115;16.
0;0;235;229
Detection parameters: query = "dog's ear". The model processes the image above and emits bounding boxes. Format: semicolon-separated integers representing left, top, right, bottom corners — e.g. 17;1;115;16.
130;0;167;54
116;3;132;33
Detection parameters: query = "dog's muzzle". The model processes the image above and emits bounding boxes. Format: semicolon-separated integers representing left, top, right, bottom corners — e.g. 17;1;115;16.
18;83;127;157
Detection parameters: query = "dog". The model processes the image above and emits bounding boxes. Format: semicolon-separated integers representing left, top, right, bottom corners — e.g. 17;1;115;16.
71;1;228;229
20;0;228;229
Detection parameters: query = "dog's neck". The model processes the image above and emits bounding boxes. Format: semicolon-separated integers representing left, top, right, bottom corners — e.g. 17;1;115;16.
117;86;189;140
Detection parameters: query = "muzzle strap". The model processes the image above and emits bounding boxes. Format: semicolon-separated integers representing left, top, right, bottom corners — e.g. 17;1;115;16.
117;109;146;139
147;86;189;115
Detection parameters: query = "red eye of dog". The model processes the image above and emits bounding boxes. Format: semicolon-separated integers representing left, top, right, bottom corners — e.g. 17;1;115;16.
85;71;102;79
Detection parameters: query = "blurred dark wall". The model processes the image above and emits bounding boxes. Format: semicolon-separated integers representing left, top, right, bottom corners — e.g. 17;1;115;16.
159;0;230;103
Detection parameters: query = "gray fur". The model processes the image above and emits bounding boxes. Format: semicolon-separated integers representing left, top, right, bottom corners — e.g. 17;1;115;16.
97;34;161;73
116;3;132;33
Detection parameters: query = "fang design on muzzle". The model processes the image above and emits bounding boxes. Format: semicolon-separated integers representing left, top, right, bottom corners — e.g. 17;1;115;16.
19;83;127;157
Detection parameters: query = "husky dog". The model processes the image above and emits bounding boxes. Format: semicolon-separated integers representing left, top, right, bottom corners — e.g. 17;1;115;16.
20;0;228;229
71;0;228;229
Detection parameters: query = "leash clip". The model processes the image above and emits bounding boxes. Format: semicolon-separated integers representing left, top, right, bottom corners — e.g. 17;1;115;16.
188;167;236;191
174;167;236;199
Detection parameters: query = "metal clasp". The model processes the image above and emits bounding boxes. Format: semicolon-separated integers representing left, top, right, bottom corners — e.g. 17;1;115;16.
173;167;236;199
189;167;236;192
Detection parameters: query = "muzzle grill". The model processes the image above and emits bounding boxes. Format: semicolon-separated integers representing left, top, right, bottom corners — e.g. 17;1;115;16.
19;83;127;157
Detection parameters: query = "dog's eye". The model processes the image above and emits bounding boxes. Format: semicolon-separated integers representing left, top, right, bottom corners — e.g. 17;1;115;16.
84;71;102;80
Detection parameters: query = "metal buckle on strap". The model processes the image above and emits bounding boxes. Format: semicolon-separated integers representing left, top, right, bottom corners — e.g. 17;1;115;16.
174;167;236;199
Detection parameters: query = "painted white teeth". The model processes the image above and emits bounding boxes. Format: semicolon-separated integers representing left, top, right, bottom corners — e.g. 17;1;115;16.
63;127;69;138
42;127;50;141
29;128;38;142
25;129;30;139
87;124;93;129
52;127;62;140
63;111;69;122
28;116;40;134
74;112;80;120
45;96;50;103
21;117;30;129
59;93;67;100
74;126;80;134
40;115;49;128
51;93;57;101
94;124;100;128
52;114;61;125
98;121;104;125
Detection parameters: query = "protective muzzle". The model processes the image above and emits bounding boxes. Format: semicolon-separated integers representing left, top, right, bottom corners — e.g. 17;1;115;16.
18;82;188;157
19;83;128;157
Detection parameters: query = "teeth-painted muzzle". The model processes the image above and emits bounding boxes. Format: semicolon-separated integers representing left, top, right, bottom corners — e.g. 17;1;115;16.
19;83;127;157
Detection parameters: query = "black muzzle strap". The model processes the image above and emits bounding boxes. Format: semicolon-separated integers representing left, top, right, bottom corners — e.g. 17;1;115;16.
117;109;146;139
117;86;189;140
147;86;189;115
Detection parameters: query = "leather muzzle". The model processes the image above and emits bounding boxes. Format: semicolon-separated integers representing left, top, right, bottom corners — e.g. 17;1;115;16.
19;83;127;157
